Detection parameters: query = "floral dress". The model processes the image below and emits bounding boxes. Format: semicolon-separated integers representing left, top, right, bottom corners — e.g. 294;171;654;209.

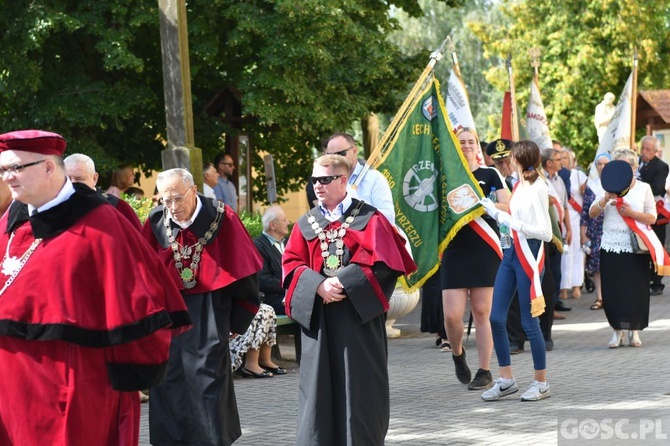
229;303;277;371
580;185;604;273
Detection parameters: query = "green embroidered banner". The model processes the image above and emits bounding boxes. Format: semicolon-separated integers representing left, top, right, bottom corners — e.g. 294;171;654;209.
376;76;484;291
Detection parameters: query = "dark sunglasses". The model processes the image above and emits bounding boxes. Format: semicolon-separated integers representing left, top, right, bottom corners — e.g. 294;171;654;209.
310;175;343;185
327;146;354;157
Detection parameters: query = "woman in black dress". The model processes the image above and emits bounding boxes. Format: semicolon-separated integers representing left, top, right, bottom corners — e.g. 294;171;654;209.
441;128;510;390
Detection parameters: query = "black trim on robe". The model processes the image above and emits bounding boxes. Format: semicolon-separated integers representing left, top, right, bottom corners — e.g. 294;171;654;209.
107;361;169;391
6;183;107;236
0;310;189;348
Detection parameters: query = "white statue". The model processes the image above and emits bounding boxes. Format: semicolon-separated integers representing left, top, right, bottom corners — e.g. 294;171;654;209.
594;92;616;141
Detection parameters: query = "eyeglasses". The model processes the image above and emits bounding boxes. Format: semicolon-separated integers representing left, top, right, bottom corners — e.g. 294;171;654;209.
327;146;355;157
310;175;343;185
219;162;234;167
0;159;46;175
162;188;193;207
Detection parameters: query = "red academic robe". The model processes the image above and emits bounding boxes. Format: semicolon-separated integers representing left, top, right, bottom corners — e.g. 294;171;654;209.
141;196;263;446
0;187;191;446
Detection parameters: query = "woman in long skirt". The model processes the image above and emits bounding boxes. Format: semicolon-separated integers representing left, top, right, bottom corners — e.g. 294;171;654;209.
588;150;657;348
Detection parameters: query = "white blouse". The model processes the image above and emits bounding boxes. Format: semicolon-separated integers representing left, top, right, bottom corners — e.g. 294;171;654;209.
595;180;656;253
509;177;553;242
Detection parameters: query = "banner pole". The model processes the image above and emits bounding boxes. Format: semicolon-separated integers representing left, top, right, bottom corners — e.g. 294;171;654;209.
507;54;520;142
630;48;639;152
352;36;449;188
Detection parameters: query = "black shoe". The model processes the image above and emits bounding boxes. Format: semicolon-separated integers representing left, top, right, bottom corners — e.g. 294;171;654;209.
510;345;524;355
468;368;493;390
261;365;287;375
452;348;471;384
545;339;554;352
238;367;273;378
554;301;572;312
650;288;663;296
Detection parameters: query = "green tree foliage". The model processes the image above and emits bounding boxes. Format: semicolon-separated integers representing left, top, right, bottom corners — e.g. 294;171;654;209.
389;0;503;141
469;0;670;163
0;1;164;172
0;0;459;201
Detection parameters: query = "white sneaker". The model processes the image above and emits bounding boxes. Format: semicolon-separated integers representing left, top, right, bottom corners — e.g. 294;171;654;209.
520;380;551;401
481;377;518;401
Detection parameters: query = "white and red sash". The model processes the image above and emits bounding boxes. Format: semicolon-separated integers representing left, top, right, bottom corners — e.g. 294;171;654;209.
568;196;582;214
509;182;546;316
616;198;670;275
468;217;502;259
513;231;546;317
656;199;670;225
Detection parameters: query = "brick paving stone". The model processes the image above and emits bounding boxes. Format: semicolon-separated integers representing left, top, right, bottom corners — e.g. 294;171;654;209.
140;287;670;445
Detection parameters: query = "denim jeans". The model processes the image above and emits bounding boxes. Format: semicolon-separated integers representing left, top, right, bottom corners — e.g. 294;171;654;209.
490;239;547;370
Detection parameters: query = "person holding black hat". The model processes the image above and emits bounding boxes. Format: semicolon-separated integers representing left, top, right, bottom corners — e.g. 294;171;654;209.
589;150;663;348
0;130;191;445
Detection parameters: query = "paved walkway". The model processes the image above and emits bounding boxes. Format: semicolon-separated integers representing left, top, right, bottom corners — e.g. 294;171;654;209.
139;288;670;445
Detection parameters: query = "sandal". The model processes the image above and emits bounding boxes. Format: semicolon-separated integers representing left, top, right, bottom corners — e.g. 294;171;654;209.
590;300;603;310
440;342;452;352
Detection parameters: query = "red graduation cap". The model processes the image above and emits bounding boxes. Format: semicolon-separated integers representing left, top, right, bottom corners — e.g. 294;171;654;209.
0;130;66;156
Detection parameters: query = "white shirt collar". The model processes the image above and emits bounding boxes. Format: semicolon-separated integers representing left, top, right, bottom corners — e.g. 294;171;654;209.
349;163;363;184
28;178;75;216
168;194;203;229
319;193;353;222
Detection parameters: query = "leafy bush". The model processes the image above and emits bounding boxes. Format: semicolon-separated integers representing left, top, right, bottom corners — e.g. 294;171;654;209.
239;209;263;239
122;194;153;224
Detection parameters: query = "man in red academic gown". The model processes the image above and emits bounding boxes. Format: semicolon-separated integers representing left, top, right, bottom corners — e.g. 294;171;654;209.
282;155;417;446
64;153;143;230
0;130;191;446
142;168;263;446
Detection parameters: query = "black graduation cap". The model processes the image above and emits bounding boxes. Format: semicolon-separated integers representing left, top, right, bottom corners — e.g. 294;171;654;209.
485;139;512;160
601;159;633;197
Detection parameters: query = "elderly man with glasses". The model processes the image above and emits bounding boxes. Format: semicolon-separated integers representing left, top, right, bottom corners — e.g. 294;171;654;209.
142;167;263;446
283;154;416;446
0;130;191;445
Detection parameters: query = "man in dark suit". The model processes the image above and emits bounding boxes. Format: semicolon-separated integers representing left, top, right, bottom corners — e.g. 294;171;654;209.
254;205;290;314
638;135;669;296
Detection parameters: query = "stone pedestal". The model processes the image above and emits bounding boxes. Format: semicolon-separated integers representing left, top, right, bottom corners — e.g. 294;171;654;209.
386;284;420;338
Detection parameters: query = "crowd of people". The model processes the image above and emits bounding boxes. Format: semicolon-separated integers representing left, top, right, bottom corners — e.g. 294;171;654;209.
0;126;667;445
422;133;670;404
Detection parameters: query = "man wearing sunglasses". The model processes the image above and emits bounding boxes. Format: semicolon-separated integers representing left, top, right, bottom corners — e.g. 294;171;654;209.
323;132;395;224
213;152;238;211
283;155;416;445
0;130;191;445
